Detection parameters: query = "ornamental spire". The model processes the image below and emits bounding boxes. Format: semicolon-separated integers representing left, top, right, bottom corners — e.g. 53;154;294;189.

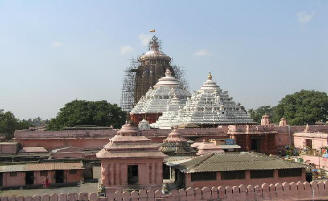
149;35;160;51
208;72;212;80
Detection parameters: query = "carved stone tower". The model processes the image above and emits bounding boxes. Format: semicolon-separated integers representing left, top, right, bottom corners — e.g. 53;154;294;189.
131;36;174;104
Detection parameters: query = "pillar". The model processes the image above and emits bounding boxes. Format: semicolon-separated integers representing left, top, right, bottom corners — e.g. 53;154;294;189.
245;135;251;151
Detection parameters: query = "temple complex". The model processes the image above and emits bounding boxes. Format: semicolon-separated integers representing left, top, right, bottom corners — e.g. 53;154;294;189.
3;35;328;200
130;69;191;124
152;73;255;128
130;36;175;104
96;122;166;193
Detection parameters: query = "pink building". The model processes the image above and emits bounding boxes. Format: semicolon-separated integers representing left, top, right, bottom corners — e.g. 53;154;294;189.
293;126;328;171
0;162;84;189
294;130;328;150
96;123;166;194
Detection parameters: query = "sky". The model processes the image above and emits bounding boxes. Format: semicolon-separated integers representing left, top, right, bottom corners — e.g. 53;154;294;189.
0;0;327;120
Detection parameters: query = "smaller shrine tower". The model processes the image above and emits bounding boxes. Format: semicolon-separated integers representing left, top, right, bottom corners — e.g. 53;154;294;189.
96;123;166;193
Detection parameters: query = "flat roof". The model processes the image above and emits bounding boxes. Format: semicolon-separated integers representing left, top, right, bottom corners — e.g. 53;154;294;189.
20;147;48;153
174;152;306;173
0;162;84;173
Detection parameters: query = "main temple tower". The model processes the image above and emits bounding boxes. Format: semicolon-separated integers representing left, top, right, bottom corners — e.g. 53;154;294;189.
131;36;175;104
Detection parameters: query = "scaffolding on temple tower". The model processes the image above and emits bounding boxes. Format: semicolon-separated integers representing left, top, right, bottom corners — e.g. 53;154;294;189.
120;35;188;113
120;59;138;112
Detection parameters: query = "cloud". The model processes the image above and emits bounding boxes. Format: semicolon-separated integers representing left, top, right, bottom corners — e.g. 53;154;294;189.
138;34;152;46
297;11;315;24
120;45;134;55
51;41;63;48
194;49;210;56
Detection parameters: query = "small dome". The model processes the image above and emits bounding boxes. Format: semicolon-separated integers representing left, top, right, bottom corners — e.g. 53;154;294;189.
164;128;188;143
200;72;220;90
117;123;139;136
154;69;180;88
138;119;150;130
160;128;196;156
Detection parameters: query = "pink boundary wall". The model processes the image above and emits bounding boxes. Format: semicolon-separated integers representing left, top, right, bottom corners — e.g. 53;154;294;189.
1;181;328;201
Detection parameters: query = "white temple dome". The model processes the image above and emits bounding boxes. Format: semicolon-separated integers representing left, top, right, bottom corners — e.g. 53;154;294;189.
154;69;180;88
130;69;191;115
138;119;151;130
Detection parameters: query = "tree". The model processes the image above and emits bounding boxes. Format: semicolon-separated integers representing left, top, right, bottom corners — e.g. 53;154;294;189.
274;90;328;125
248;106;275;123
47;100;126;130
0;109;32;139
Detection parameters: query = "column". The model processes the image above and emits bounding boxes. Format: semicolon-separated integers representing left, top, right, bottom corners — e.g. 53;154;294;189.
152;162;156;184
109;163;114;186
263;135;269;154
149;163;152;184
274;170;279;179
245;135;251;151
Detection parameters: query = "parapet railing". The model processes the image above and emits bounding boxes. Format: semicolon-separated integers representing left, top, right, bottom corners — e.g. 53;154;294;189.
1;181;328;201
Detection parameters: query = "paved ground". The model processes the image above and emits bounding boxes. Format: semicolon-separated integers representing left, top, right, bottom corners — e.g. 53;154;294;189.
0;183;98;197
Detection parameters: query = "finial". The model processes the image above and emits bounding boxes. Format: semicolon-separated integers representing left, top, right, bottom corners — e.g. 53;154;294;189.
165;68;172;77
304;124;309;133
208;72;212;80
149;35;159;51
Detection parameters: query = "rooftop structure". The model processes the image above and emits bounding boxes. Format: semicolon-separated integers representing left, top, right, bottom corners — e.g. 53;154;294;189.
152;73;255;128
193;140;225;155
130;69;191;124
160;128;196;156
19;147;48;153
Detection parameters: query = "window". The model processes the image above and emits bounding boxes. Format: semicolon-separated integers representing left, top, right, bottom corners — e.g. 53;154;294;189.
221;171;245;180
191;172;216;181
250;170;274;179
278;169;302;177
10;172;17;177
69;170;77;174
40;171;48;176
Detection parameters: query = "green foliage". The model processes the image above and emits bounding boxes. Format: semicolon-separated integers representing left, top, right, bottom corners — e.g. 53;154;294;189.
0;109;32;139
274;90;328;125
248;106;275;123
47;100;126;130
249;90;328;125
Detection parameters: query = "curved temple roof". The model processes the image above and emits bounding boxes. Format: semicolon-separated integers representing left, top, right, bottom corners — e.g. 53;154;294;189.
96;123;166;159
139;36;171;61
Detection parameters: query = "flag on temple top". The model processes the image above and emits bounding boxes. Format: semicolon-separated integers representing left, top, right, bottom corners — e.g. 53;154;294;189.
149;29;155;32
